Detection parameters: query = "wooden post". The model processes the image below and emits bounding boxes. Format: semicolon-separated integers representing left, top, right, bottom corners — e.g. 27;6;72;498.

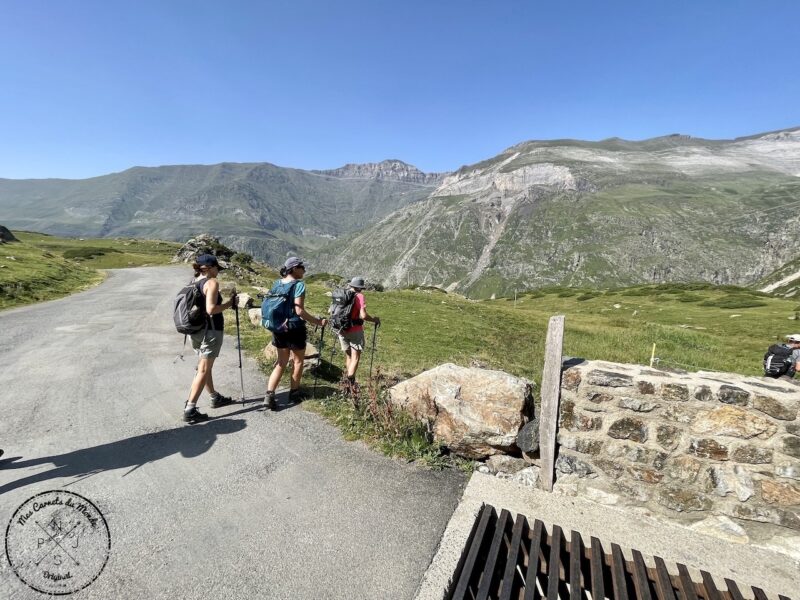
539;315;565;492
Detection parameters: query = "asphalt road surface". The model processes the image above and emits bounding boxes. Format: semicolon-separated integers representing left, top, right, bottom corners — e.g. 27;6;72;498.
0;266;465;599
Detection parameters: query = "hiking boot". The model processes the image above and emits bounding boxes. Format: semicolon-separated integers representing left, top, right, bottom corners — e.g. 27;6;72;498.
210;393;234;408
182;408;209;424
264;390;277;411
288;389;308;404
343;376;359;397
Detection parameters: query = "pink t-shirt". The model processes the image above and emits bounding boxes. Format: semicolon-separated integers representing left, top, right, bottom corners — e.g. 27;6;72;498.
345;293;365;333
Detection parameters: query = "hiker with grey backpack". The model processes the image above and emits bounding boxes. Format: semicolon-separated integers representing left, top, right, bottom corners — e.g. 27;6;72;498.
176;254;238;423
261;257;327;410
763;334;800;380
329;277;381;396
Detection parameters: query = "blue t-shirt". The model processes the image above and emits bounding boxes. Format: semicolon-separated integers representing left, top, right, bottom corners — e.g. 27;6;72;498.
273;278;306;328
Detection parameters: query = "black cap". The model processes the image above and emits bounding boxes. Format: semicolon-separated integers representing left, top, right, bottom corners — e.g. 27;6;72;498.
196;254;224;269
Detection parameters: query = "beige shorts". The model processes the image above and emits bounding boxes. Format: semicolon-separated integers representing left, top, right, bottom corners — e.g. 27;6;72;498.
191;329;224;359
338;329;365;352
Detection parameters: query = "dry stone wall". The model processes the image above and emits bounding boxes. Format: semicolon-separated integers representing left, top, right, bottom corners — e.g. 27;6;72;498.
556;360;800;531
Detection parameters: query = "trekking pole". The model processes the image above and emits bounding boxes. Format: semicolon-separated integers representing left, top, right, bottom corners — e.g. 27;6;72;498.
234;298;246;405
369;322;379;379
313;322;326;399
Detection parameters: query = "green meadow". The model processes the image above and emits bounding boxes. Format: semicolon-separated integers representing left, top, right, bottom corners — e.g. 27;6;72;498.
224;275;795;464
228;277;797;387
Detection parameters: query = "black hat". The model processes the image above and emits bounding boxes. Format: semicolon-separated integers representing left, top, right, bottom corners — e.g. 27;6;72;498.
196;254;224;269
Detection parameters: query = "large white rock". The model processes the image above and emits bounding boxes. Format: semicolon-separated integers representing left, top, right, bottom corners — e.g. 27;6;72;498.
388;363;534;459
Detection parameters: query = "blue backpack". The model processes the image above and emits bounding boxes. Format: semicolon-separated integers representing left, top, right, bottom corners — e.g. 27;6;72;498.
261;280;299;333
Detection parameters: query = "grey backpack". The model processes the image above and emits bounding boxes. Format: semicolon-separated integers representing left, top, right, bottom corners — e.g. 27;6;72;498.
173;279;207;334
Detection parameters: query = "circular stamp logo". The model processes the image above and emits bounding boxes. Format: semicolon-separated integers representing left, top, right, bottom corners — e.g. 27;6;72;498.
5;490;111;595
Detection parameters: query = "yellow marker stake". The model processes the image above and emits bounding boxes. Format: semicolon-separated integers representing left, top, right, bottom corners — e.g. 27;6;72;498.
649;343;656;367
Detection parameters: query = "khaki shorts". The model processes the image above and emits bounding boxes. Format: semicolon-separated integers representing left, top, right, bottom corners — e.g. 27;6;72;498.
338;329;365;352
191;328;224;359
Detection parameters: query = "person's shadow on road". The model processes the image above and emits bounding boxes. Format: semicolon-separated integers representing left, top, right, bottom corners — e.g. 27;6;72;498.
0;413;252;496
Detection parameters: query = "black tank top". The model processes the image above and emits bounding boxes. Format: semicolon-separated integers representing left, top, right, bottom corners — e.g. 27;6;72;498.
196;278;224;331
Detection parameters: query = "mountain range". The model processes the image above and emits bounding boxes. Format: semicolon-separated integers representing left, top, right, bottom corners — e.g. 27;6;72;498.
0;160;442;264
1;128;799;297
314;128;800;297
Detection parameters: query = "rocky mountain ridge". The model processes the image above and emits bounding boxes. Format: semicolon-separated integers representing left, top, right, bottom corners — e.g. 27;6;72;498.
312;128;800;297
313;159;445;185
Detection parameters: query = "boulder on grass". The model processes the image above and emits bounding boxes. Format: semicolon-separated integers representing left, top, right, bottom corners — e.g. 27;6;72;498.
236;293;254;309
248;308;262;327
388;363;535;459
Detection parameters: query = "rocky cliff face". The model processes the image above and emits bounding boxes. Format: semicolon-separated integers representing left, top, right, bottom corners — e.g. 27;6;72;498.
313;128;800;297
314;159;445;185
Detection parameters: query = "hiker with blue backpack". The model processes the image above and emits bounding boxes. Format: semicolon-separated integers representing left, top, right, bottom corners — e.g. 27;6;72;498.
181;254;238;423
261;257;327;410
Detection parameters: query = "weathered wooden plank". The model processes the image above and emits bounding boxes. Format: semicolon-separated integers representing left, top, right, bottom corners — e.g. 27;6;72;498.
699;571;722;600
677;563;698;600
631;549;653;600
653;556;677;600
539;314;565;492
523;520;545;600
547;525;564;600
498;514;528;600
451;505;495;600
569;530;582;600
589;536;605;600
610;543;630;600
476;509;512;600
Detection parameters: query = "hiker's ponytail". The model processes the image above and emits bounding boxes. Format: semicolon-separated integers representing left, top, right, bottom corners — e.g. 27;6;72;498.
192;262;203;277
279;267;288;277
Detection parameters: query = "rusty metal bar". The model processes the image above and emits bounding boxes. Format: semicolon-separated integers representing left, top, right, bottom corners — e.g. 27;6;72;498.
569;530;582;600
523;519;545;600
590;536;606;600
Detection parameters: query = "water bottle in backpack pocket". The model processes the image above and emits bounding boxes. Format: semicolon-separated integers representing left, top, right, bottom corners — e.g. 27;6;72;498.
261;280;298;333
763;344;795;377
174;279;207;335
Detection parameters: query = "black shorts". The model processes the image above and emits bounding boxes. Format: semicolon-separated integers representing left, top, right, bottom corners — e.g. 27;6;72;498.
272;327;307;350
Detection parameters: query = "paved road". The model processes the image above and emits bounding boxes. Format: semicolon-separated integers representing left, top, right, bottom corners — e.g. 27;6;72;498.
0;267;465;599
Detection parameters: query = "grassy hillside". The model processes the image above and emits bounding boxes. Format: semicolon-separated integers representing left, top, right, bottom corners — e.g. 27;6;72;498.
227;277;797;389
0;231;179;309
313;128;800;297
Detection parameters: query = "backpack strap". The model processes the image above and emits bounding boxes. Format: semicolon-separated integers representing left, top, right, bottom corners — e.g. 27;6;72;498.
286;280;300;318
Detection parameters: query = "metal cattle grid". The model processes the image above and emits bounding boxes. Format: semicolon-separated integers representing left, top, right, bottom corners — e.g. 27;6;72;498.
447;504;793;600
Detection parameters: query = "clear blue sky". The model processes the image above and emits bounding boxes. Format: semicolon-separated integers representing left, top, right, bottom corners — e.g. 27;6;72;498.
1;0;798;179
